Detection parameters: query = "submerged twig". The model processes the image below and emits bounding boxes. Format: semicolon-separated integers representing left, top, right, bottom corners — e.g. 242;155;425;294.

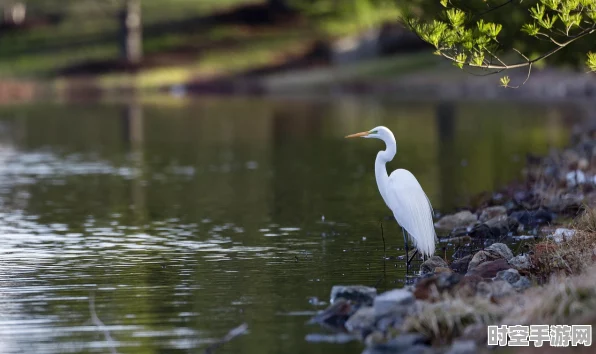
204;323;248;354
89;292;119;354
376;218;388;290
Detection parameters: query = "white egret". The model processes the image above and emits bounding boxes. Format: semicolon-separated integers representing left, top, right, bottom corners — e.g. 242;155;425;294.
345;126;437;262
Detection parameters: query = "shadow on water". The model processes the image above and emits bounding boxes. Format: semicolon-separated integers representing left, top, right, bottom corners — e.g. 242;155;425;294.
0;96;583;353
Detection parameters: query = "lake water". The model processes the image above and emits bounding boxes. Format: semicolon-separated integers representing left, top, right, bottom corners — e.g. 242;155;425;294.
0;97;583;353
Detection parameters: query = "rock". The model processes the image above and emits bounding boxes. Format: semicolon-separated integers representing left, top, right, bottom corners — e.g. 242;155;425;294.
477;280;515;300
345;306;376;338
413;272;463;300
364;331;386;347
307;298;356;329
479;206;507;222
512;276;532;291
445;340;477;354
452;275;483;298
494;269;520;285
467;250;492;271
365;333;431;353
330;285;377;306
450;255;472;274
373;289;414;316
468;224;492;239
420;256;448;275
486;243;514;261
510;209;553;229
548;228;576;243
434;211;478;231
434;267;453;274
480;215;519;237
467;258;512;279
467;243;513;271
508;254;531;271
304;332;358;344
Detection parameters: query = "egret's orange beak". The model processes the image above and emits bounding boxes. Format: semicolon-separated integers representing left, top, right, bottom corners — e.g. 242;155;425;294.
345;131;369;138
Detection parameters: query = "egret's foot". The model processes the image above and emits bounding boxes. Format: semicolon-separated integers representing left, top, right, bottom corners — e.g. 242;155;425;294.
407;249;419;266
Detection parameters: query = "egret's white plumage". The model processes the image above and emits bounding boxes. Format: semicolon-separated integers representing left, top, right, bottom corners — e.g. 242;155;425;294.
346;126;437;258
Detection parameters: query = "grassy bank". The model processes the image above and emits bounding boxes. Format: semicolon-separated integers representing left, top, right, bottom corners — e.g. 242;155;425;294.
0;0;418;92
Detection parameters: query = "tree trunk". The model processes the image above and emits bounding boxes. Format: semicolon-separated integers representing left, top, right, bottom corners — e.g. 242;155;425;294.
119;0;142;65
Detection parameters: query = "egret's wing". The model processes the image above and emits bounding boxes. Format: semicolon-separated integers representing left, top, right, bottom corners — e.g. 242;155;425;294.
386;169;437;257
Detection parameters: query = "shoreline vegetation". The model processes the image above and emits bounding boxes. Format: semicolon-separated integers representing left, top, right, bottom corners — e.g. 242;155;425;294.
306;119;596;353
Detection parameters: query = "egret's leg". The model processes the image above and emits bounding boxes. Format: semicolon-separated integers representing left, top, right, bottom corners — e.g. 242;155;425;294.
401;227;409;264
407;249;419;265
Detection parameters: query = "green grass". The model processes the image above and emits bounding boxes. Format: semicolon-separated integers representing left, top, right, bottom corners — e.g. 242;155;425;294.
0;0;258;78
0;0;425;90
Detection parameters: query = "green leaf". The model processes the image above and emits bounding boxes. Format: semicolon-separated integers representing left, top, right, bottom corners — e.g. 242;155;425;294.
522;23;540;36
446;8;465;28
530;4;545;21
541;0;561;11
588;52;596;72
455;53;467;68
471;51;485;66
440;0;449;8
500;76;511;87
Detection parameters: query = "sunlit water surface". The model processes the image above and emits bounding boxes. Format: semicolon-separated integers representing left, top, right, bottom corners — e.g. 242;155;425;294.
0;98;585;353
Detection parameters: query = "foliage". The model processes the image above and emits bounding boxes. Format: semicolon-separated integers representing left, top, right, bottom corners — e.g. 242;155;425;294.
288;0;401;36
405;0;596;86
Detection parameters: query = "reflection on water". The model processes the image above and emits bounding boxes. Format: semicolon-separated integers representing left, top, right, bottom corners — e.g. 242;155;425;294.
0;97;580;353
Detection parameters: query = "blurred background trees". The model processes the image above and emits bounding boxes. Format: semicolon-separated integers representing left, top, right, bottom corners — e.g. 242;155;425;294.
0;0;592;86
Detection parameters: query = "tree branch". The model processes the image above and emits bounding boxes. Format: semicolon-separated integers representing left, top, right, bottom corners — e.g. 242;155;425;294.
439;25;596;70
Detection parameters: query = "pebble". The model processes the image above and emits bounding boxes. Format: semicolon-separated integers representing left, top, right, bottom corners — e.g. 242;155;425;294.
420;256;448;275
508;254;531;271
373;289;414;316
494;268;520;284
548;228;576;243
445;340;477;354
434;210;478;231
479;206;507;222
330;285;377;306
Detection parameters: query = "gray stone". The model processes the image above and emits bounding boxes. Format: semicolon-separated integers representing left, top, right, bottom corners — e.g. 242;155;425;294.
477;280;515;299
434;211;478;231
304;332;358;344
485;215;509;228
468;243;513;271
494;268;520;285
508;254;531;271
307;298;356;329
512;276;532;291
373;289;414;316
450;255;472;274
467;250;491;271
330;285;377;306
420;256;449;275
445;340;477;354
345;306;376;336
548;228;576;243
486;243;514;261
466;259;511;279
365;333;430;352
479;206;507;222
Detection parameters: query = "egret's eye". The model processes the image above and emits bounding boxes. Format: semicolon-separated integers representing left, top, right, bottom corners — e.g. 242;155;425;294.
370;130;378;134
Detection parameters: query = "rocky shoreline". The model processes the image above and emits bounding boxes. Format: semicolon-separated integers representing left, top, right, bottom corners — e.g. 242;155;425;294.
306;117;596;352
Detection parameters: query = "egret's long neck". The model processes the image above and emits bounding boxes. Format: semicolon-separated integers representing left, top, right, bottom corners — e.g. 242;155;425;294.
375;136;397;206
